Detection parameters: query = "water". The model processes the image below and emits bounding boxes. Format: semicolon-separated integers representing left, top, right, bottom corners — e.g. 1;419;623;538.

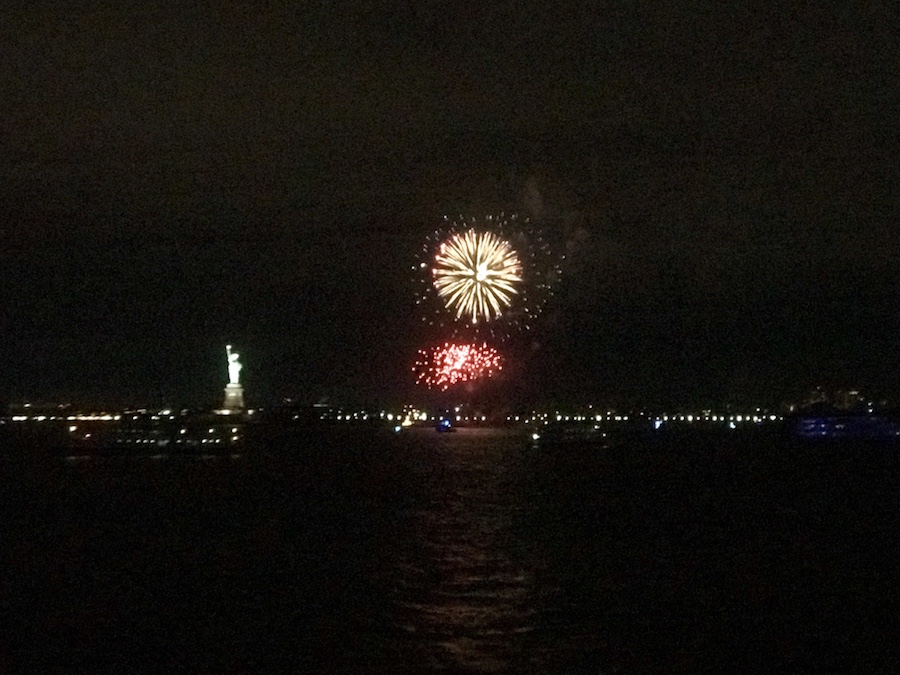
373;430;555;672
3;427;899;672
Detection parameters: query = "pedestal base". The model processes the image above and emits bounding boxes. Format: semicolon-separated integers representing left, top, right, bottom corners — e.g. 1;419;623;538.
222;383;245;411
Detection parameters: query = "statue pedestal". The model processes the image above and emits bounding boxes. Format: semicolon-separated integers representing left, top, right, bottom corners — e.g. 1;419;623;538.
222;383;245;411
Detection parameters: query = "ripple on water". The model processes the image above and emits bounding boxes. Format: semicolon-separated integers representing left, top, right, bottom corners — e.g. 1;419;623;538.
374;433;560;671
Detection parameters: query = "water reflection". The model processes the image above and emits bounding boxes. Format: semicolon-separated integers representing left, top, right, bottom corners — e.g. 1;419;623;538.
378;430;556;671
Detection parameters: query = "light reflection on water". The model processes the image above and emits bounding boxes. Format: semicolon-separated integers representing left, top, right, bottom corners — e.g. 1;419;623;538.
376;430;559;672
62;453;244;462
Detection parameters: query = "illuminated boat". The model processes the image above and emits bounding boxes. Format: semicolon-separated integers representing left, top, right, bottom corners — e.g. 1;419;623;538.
435;419;456;433
791;413;900;440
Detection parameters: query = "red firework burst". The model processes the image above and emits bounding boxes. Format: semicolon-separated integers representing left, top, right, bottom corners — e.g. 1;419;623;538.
413;342;502;390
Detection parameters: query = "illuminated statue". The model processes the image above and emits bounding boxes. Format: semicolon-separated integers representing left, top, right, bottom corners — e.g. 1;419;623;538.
222;344;245;411
226;345;242;385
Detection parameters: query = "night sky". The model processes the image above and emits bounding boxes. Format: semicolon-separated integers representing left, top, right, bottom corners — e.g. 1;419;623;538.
2;2;898;408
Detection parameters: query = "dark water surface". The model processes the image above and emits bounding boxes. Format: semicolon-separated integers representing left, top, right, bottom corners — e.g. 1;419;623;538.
3;427;899;672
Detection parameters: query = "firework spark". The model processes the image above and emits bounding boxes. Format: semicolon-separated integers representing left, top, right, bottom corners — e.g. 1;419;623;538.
413;342;502;390
414;213;563;343
432;230;523;324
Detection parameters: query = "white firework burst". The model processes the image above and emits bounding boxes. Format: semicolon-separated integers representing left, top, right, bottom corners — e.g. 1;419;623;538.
432;230;523;324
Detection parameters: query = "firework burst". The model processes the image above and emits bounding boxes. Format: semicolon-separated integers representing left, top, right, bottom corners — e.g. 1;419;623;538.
413;342;502;390
415;213;562;342
433;230;522;324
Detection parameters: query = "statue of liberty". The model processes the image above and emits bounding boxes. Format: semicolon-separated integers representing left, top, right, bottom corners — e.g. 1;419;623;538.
226;345;242;385
222;345;245;411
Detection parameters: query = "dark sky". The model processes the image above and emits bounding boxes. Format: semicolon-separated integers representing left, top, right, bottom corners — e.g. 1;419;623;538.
2;1;898;408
